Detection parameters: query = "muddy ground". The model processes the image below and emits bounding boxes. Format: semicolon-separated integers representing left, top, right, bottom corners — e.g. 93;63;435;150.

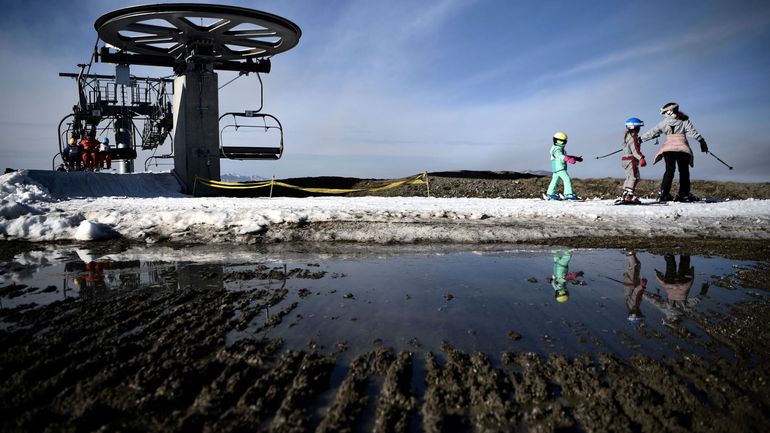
1;241;769;433
2;174;770;432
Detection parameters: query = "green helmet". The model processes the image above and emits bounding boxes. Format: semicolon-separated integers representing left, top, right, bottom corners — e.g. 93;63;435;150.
553;131;568;146
555;289;570;303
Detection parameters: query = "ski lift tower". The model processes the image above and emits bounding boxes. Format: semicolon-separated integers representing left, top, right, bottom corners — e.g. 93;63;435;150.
94;4;300;193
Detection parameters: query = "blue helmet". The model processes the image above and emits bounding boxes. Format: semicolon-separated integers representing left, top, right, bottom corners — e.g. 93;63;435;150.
625;117;644;128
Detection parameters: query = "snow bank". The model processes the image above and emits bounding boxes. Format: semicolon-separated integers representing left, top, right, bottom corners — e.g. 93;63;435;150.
1;170;769;244
22;169;185;199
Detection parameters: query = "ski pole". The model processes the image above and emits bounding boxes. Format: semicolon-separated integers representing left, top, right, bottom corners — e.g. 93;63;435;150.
595;148;622;159
707;151;733;170
599;274;625;284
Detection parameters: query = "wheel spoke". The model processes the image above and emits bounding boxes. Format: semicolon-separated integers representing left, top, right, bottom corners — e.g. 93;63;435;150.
208;18;237;34
130;35;178;44
165;16;198;33
221;37;277;50
168;43;185;55
225;29;276;38
125;22;179;36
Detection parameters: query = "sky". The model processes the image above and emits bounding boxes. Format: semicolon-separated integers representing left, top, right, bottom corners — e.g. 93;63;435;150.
1;0;769;182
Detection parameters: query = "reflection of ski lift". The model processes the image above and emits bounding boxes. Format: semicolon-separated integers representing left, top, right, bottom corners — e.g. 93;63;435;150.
219;111;284;160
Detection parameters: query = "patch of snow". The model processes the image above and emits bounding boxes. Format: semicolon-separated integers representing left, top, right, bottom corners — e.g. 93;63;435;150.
1;170;769;244
74;220;121;241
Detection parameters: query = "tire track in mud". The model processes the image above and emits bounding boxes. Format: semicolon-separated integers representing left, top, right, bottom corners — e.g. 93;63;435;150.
2;275;770;433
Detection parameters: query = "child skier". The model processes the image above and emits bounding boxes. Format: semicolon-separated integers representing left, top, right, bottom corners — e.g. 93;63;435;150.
544;131;583;200
619;118;647;204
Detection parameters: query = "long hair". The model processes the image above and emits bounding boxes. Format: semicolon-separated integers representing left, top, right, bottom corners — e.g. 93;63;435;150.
662;102;690;121
624;128;639;145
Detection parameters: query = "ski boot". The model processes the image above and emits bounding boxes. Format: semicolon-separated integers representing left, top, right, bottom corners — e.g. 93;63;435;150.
674;193;699;202
543;193;561;200
657;192;674;203
563;193;580;200
622;190;641;204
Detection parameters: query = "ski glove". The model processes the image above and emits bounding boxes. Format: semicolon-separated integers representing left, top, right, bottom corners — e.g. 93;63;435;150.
639;158;647;167
564;156;576;164
698;138;708;153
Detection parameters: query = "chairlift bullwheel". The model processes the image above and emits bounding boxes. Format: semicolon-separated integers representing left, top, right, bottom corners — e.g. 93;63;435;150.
94;4;301;62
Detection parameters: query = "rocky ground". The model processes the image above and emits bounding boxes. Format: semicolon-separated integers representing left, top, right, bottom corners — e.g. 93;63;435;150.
348;171;770;201
215;171;770;200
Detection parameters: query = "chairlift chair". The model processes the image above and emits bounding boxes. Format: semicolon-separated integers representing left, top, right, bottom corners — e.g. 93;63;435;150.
219;111;284;160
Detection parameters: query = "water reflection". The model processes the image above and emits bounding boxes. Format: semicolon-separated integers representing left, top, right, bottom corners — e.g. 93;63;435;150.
623;251;647;324
545;250;584;303
645;254;710;328
0;243;762;360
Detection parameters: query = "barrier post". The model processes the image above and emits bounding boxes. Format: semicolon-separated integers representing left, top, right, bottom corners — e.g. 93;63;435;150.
269;175;275;199
424;171;430;197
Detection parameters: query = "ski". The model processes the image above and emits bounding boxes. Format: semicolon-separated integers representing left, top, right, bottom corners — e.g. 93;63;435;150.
612;199;668;206
543;193;586;202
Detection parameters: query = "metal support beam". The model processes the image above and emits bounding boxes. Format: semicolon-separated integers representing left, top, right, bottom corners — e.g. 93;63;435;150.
99;48;271;73
172;67;220;193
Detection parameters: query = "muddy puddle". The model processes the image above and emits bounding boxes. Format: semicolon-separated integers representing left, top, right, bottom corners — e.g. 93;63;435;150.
2;243;769;432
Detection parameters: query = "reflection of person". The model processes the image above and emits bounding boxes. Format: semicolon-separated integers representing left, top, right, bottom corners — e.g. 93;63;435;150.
547;251;583;302
640;102;709;202
84;261;107;290
647;254;708;326
623;250;647;323
544;132;583;200
620;118;647;204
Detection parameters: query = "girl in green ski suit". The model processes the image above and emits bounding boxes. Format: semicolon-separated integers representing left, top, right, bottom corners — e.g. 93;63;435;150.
545;132;582;200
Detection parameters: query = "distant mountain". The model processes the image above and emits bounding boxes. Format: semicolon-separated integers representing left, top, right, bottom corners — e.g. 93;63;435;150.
520;169;551;177
427;170;548;180
221;173;269;182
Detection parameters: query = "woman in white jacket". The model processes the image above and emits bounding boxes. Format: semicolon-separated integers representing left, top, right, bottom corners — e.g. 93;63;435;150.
640;102;708;202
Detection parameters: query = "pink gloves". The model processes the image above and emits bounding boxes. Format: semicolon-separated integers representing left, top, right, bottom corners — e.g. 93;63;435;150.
640;158;647;167
564;156;576;164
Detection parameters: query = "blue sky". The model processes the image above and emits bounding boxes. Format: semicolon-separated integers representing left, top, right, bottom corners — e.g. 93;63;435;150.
1;0;769;181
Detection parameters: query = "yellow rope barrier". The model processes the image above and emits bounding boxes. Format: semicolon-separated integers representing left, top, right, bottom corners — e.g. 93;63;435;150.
194;172;430;196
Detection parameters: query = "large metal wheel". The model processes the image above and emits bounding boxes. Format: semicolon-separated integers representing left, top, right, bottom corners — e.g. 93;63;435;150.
95;3;301;61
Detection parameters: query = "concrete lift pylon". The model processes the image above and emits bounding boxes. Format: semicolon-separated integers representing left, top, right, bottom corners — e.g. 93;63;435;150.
93;3;301;193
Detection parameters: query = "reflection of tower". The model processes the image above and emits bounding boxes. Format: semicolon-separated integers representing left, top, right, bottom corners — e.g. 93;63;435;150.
177;264;225;292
